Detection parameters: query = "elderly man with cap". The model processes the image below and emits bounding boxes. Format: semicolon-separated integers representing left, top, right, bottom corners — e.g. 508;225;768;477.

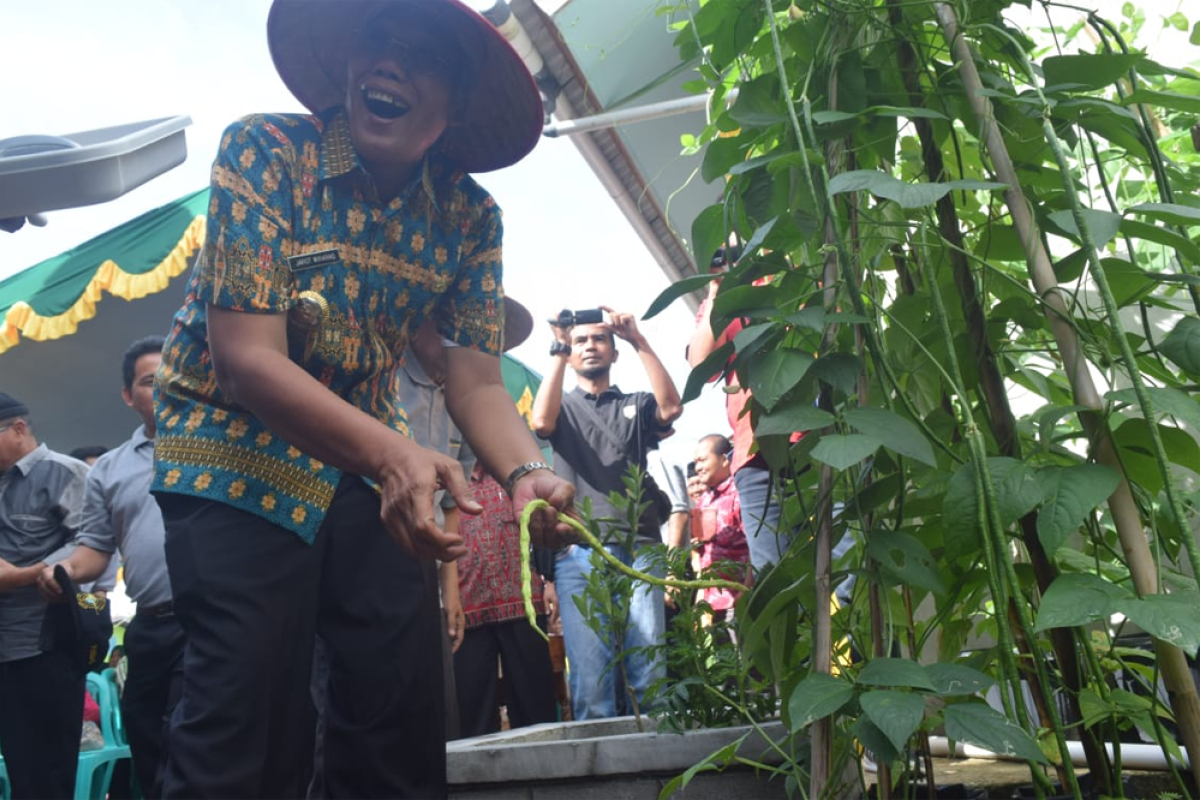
150;1;574;798
0;392;91;799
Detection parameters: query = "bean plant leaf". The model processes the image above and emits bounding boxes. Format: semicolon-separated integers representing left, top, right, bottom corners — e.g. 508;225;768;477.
787;673;854;731
843;407;937;466
851;717;900;766
1120;89;1200;114
809;353;863;396
1034;573;1133;631
757;400;835;437
944;458;1044;550
746;349;815;411
690;205;727;275
1114;593;1200;657
858;658;936;690
925;663;996;696
1035;464;1121;558
1160;317;1200;376
810;433;881;471
1047;208;1122;249
861;690;926;752
644;273;715;320
1108;386;1200;432
1042;52;1145;91
1126;202;1200;227
865;532;947;595
828;170;1004;208
943;703;1048;763
681;343;733;404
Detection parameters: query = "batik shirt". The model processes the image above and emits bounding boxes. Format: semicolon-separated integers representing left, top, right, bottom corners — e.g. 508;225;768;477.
694;475;750;611
153;110;507;542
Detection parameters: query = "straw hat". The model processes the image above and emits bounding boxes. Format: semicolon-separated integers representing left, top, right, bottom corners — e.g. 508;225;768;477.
502;296;533;351
268;0;543;173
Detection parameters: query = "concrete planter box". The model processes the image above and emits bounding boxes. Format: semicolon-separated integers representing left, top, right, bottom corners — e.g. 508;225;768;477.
448;716;801;799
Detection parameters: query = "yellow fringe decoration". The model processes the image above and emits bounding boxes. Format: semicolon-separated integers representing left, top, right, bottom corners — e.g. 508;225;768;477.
0;215;206;354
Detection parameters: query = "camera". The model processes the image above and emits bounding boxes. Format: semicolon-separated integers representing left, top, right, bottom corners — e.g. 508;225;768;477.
553;308;604;328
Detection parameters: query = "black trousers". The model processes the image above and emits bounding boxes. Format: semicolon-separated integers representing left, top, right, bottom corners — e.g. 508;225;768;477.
452;617;556;739
158;476;445;799
121;612;185;799
0;650;84;799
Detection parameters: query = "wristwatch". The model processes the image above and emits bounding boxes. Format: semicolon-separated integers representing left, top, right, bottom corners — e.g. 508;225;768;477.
549;341;571;357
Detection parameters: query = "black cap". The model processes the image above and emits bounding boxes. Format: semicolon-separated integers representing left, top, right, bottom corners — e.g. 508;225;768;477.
0;392;29;421
39;565;113;677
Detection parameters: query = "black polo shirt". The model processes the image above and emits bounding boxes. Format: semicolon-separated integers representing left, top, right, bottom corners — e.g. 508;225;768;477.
549;386;671;542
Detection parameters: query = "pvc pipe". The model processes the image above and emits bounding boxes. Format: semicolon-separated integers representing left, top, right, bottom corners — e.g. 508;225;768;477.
927;736;1191;771
543;90;738;138
550;92;694;288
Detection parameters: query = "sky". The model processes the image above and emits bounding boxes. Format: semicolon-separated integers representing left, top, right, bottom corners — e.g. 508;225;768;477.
0;0;728;467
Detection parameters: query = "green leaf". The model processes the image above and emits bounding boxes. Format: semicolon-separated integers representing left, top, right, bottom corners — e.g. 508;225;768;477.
1161;317;1200;376
828;170;1005;209
925;663;997;696
1042;53;1144;91
843;408;937;467
1192;21;1200;45
787;673;854;731
681;342;733;404
756;400;834;437
1034;573;1133;632
944;458;1044;541
1114;418;1200;495
865;531;947;595
1035;465;1122;558
1108;386;1200;432
728;74;787;127
1115;593;1200;657
690;205;727;274
644;274;715;321
1127;202;1200;227
851;717;900;766
1119;219;1200;265
746;349;815;411
809;353;863;396
810;433;881;471
943;703;1048;763
1047;208;1122;249
1120;89;1200;114
861;690;926;752
858;658;937;690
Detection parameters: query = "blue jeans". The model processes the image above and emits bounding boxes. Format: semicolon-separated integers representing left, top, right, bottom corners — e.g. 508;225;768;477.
734;463;791;573
555;543;665;720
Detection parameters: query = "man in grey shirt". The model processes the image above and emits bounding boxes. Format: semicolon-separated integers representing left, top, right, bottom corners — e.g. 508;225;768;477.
0;391;89;799
39;335;182;799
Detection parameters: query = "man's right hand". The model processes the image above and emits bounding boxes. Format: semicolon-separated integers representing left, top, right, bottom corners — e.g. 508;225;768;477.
376;439;478;562
36;561;70;602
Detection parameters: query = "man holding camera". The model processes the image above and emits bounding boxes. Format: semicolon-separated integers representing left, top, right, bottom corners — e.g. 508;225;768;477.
531;306;682;720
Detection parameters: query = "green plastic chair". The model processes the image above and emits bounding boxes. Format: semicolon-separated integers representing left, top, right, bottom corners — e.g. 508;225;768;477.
75;669;132;800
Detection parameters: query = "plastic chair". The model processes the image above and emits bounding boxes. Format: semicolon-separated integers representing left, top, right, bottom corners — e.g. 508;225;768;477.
0;751;11;800
75;669;132;800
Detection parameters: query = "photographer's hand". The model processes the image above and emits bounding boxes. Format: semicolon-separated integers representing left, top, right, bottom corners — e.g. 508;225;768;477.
598;306;646;350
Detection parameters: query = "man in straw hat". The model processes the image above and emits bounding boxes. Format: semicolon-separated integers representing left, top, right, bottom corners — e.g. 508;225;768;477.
150;1;573;797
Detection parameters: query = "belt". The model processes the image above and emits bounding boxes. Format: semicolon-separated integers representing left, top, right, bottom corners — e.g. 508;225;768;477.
139;601;174;618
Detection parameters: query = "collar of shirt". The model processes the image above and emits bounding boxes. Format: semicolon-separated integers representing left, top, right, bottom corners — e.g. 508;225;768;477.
129;425;155;452
576;385;624;401
317;109;443;208
9;443;49;476
704;474;737;501
402;350;439;389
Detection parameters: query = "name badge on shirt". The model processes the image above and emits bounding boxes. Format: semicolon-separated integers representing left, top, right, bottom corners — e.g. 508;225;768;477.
286;249;341;273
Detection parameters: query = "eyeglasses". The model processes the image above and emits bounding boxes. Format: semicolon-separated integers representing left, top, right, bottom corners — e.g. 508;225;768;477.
356;29;458;82
0;422;16;435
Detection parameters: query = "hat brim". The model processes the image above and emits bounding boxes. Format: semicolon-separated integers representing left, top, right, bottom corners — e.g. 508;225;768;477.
268;0;543;173
502;296;532;352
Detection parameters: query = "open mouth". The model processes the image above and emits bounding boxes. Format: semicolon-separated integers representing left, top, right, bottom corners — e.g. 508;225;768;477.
361;86;410;120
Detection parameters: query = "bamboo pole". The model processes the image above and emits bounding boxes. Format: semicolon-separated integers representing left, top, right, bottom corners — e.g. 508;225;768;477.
934;5;1200;791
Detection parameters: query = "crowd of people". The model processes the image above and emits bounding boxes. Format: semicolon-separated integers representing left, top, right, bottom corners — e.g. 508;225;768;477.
0;0;797;798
